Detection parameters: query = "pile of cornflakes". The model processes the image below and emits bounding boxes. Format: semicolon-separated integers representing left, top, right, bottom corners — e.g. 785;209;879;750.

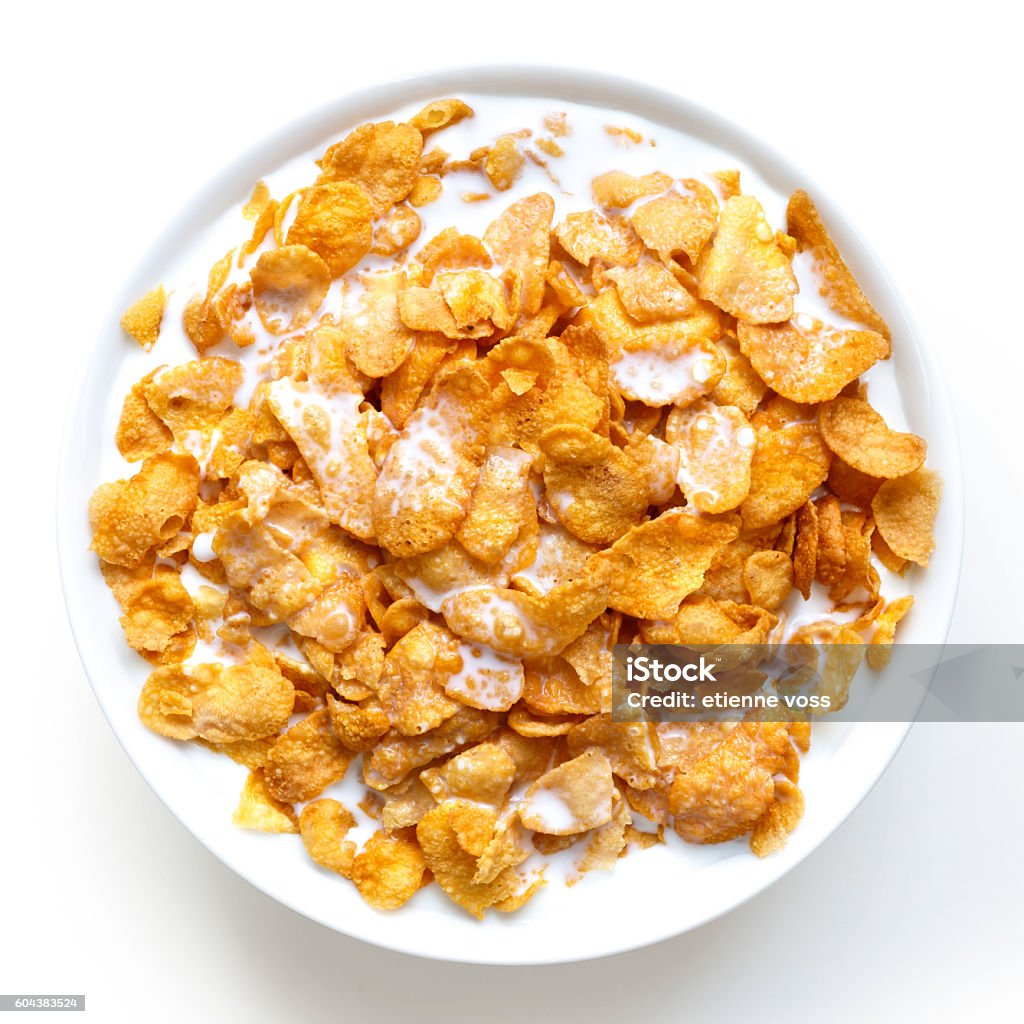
93;98;941;917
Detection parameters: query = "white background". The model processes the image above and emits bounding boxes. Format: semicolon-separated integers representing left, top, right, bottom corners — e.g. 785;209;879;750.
3;0;1022;1020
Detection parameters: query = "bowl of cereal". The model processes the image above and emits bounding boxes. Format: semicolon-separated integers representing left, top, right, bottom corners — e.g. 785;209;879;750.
58;66;963;964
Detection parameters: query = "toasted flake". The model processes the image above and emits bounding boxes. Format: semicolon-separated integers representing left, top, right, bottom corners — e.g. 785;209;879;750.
373;365;491;557
484;135;525;191
743;550;794;611
317;121;423;216
738;318;888;403
267;371;377;541
264;708;353;803
631;181;719;264
539;424;648;545
604;263;696;323
340;270;416;378
300;799;357;876
871;469;942;566
867;595;915;669
370;203;422;255
819;397;927;478
555;210;643;267
483;193;554;317
121;287;166;349
251;245;331;334
416;804;521;918
698;195;797;323
456;446;535;564
594;509;739;619
520;750;614;835
286;181;374;276
115;369;173;461
740;424;832;531
232;771;298;834
350;831;427;909
792;500;819;599
409;98;474;135
592;170;672;209
670;723;792;843
442;566;611;659
89;452;199;568
787;189;890;341
750;778;804;856
666;399;755;513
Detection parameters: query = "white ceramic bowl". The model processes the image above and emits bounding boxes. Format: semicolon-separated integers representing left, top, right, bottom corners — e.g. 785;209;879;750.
58;66;964;965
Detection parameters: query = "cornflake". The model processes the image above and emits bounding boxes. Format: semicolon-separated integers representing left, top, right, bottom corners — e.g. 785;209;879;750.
121;287;167;350
698;195;798;323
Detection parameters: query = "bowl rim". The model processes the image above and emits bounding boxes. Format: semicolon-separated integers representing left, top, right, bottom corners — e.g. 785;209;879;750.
57;62;965;965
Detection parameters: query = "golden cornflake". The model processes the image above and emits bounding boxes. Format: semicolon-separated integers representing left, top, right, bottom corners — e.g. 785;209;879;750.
408;176;442;209
232;771;298;834
871;469;942;566
484;135;525;191
286;181;374;276
317;121;423;216
115;369;173;461
350;831;427;909
604;263;696;323
743;550;794;611
698;195;797;323
593;509;739;619
741;424;832;530
666;399;755;513
867;595;914;669
409;98;474;135
416;804;522;919
300;799;357;876
555;210;643;267
738;317;888;403
251;244;331;334
442;566;612;659
591;170;672;209
264;708;353;803
90;452;199;568
819;397;927;478
241;181;271;222
520;750;615;835
787;189;891;342
539;424;648;545
483;193;554;317
370;203;422;256
631;181;719;264
121;287;166;350
339;271;416;378
373;364;491;557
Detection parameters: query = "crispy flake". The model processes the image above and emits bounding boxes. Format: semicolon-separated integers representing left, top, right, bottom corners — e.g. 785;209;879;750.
594;509;739;619
90;453;199;568
819;397;927;478
121;287;166;349
251;245;331;334
738;317;888;403
666;399;755;513
317;121;423;216
631;181;719;264
698;195;797;323
373;365;491;557
286;182;374;276
871;469;942;566
741;424;832;531
787;189;890;342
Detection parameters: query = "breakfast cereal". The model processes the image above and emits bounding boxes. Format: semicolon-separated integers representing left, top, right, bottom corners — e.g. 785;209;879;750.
90;97;940;918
